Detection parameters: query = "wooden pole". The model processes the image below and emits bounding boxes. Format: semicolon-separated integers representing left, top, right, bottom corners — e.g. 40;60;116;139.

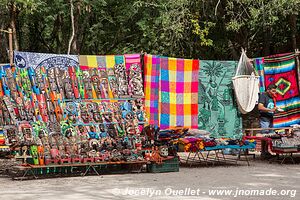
295;49;300;92
8;28;13;67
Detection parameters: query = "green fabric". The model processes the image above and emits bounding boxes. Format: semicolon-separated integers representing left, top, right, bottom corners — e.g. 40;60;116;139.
198;60;242;139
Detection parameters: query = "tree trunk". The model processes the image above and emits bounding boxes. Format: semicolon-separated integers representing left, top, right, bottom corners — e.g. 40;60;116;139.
68;0;75;54
70;2;81;54
0;23;9;63
228;40;239;60
290;14;297;50
54;14;62;53
10;2;19;50
263;26;271;56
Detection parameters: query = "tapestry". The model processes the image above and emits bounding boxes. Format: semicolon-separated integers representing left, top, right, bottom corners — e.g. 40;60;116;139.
14;51;78;70
144;54;199;129
198;60;242;138
254;53;300;127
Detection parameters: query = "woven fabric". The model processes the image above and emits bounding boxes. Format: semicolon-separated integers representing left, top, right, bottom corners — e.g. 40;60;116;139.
14;51;78;70
159;57;199;129
144;55;161;125
144;54;199;129
124;54;144;97
198;60;242;138
254;53;300;127
79;55;124;70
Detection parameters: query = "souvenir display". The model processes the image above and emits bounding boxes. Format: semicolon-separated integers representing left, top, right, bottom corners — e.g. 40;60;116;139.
0;52;156;167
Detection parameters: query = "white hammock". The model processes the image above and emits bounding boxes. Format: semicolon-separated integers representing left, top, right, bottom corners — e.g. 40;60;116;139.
232;49;260;114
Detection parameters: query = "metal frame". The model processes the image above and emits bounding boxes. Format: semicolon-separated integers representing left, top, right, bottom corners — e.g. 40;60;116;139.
180;147;251;166
10;161;148;180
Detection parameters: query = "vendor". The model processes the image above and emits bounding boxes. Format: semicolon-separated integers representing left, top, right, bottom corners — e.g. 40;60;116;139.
258;84;277;158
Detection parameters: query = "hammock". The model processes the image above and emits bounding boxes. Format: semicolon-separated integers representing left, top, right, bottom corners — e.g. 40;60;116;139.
232;49;260;114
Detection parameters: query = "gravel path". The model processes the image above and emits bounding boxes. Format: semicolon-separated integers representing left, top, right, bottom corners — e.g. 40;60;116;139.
0;159;299;200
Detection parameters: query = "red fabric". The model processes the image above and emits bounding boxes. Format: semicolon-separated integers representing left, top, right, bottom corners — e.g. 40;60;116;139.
204;141;217;147
264;70;299;101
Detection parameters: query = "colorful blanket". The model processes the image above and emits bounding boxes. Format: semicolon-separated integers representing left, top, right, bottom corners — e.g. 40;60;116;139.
160;57;199;129
198;60;242;138
144;55;160;125
254;53;300;127
14;51;78;70
144;54;199;129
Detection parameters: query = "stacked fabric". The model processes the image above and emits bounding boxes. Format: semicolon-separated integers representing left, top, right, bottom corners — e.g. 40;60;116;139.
0;128;9;152
177;137;204;152
175;136;256;152
158;127;189;140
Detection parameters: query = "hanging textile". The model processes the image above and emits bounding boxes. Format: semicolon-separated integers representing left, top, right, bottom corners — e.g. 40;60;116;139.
232;49;260;114
159;57;199;130
14;51;78;70
144;54;199;129
79;55;124;70
144;55;161;125
124;54;144;97
254;53;300;127
198;60;242;138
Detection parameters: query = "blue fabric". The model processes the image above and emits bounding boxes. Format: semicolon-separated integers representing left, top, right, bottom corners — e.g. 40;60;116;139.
204;144;256;151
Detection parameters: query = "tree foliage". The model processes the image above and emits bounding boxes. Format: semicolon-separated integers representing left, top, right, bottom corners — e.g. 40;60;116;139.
0;0;299;62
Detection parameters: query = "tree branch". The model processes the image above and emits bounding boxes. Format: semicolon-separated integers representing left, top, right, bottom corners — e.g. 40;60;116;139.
68;0;75;54
215;0;221;16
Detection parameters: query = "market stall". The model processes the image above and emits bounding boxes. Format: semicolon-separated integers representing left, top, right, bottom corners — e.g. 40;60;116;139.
0;52;180;179
244;127;300;164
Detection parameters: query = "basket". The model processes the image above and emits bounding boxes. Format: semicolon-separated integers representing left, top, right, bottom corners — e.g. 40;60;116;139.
147;156;179;173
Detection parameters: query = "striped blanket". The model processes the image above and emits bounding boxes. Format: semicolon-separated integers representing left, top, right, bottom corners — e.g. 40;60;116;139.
254;53;300;127
144;54;199;129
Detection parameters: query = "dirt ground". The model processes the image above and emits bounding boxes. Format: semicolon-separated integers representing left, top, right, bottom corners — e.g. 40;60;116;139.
0;155;299;200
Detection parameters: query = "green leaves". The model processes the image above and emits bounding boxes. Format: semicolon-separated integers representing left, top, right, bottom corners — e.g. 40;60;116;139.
191;19;215;46
0;0;299;61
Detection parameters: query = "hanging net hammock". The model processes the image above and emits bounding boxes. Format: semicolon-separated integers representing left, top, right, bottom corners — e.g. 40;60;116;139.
232;49;260;114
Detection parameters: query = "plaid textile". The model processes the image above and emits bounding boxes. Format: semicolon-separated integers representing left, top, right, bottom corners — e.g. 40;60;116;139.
254;53;300;127
144;54;199;129
144;55;160;125
159;57;199;129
